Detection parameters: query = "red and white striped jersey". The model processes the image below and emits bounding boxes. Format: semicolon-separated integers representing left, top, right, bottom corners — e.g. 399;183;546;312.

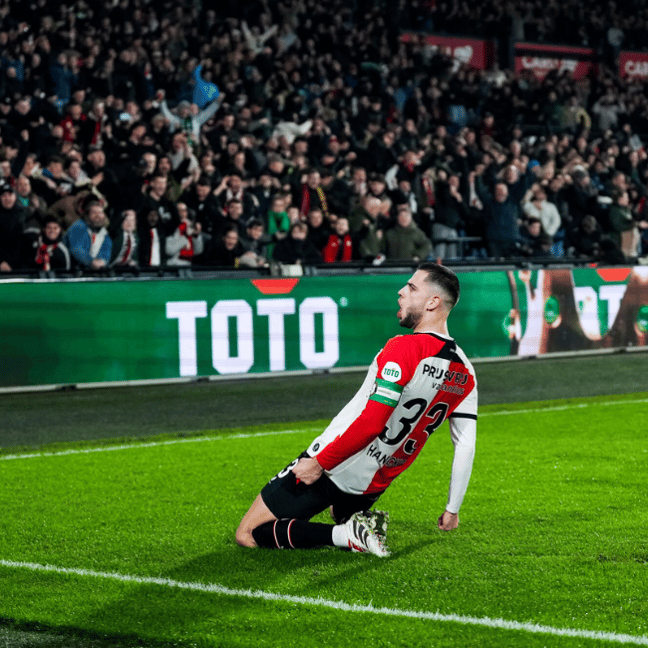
308;332;477;512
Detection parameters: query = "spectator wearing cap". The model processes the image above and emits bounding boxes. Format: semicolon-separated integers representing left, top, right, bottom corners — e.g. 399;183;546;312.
64;200;112;270
0;182;27;271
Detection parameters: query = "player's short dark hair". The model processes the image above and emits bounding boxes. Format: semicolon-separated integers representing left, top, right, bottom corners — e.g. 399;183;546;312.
417;262;460;308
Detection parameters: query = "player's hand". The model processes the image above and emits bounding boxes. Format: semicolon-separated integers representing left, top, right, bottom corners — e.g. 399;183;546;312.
291;457;323;485
437;510;459;531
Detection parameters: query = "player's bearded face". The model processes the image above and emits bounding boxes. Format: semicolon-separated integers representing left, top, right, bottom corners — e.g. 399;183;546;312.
398;304;424;329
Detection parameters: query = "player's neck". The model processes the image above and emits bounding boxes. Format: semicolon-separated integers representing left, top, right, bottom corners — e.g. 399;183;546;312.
413;315;450;337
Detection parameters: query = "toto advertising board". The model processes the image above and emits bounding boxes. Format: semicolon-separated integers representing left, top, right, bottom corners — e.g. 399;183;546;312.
0;269;647;388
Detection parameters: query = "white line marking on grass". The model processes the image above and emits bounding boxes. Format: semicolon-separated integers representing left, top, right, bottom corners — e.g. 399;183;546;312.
481;397;648;418
0;428;310;461
2;398;647;462
0;560;646;646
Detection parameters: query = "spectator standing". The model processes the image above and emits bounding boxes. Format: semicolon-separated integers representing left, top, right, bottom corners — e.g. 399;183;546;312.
432;172;468;260
138;209;167;268
0;182;28;271
23;215;71;271
273;221;323;266
139;174;180;235
110;209;139;268
474;174;523;258
239;218;271;268
306;208;332;254
521;183;563;253
165;203;204;266
64;200;112;270
382;205;432;262
210;224;246;267
323;217;353;263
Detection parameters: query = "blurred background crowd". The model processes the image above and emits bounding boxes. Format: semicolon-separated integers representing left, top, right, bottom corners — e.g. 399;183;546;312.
2;0;648;274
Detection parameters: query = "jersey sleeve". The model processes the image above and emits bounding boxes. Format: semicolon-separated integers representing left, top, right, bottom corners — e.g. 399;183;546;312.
446;415;476;513
315;336;418;471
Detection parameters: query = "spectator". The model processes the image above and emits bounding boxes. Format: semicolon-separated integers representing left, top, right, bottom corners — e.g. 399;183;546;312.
239;218;271;268
22;215;71;271
64;200;112;270
165;202;204;266
382;205;432;262
266;194;291;242
158;89;222;150
298;168;329;220
139;174;180;235
306;208;332;253
0;181;27;271
138;209;167;268
519;216;552;258
182;174;225;242
273;221;323;266
521;183;563;253
432;172;469;260
214;172;259;221
474;173;523;258
211;224;247;267
110;209;139;268
323;217;353;263
608;189;647;260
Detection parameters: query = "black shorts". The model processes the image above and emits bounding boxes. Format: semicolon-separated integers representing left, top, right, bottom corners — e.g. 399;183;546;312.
261;451;383;523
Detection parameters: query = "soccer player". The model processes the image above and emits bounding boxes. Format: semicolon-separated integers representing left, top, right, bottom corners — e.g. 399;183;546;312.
236;263;477;556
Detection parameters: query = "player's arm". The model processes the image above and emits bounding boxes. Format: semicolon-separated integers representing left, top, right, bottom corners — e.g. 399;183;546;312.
438;413;476;530
293;398;397;484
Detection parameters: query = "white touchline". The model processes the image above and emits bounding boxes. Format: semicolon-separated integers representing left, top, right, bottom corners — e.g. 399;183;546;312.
0;428;311;461
1;398;647;462
0;560;646;646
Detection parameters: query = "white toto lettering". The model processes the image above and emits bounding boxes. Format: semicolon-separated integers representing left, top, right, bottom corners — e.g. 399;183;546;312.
166;298;340;377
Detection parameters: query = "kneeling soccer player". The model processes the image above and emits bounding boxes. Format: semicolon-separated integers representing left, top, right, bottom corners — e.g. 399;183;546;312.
236;263;477;556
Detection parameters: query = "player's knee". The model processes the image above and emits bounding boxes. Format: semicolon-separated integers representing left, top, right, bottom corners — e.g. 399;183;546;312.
235;523;257;548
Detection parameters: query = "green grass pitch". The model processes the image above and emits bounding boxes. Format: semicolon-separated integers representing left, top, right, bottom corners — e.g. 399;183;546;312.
0;393;647;648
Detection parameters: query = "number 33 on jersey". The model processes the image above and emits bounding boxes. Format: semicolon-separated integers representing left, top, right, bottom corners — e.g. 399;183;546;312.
308;333;478;498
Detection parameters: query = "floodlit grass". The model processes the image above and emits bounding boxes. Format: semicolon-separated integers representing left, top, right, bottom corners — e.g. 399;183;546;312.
0;394;647;648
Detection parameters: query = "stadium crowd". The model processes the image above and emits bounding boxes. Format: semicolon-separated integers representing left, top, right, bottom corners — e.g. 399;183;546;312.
1;0;648;274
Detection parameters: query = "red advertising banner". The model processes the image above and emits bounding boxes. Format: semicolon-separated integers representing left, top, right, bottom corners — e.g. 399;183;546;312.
401;32;494;70
514;42;597;80
619;51;648;80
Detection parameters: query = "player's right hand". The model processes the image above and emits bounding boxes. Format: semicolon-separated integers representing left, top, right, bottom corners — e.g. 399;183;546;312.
291;457;324;485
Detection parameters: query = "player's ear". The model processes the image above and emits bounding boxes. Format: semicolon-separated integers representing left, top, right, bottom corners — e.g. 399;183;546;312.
426;294;441;311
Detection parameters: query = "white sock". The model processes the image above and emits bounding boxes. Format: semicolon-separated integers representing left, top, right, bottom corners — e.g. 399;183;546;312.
331;523;349;548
